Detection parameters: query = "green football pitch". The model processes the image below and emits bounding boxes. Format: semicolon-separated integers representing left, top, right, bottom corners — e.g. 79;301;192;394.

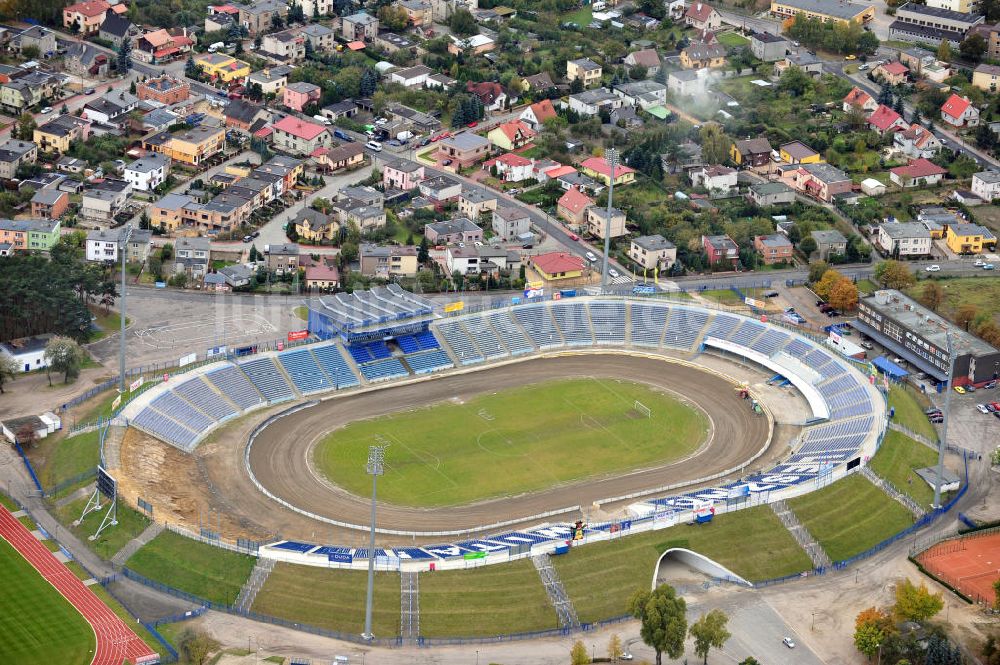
0;537;95;665
313;377;709;507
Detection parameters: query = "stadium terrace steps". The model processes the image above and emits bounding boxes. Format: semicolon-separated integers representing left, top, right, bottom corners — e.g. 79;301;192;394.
859;466;927;518
531;553;580;629
207;364;266;409
550;302;594;346
513;305;564;349
310;344;362;388
111;522;164;567
332;340;368;385
487;310;534;354
401;571;420;642
239;357;298;402
771;500;832;569
434;320;485;366
278;348;334;395
235;556;275;613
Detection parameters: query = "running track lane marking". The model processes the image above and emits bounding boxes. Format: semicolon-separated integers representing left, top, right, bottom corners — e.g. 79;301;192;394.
0;507;158;665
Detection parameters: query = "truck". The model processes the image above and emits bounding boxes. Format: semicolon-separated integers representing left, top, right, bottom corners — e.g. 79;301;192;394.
208;41;225;52
396;130;414;142
312;114;332;126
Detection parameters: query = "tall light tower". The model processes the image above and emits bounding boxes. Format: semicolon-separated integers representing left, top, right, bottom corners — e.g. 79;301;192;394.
362;444;386;640
118;225;133;395
600;148;618;294
933;331;954;509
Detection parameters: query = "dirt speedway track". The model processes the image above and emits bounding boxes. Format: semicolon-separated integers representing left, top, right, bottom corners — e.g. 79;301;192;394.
245;354;772;538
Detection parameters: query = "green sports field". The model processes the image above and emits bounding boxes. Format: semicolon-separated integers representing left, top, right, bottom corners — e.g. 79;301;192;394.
313;378;709;507
0;537;95;665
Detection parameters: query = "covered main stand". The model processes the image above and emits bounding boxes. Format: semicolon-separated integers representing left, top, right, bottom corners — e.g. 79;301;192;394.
872;355;909;381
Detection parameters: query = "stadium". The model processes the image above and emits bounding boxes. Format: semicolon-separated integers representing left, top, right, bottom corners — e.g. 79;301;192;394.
106;286;892;641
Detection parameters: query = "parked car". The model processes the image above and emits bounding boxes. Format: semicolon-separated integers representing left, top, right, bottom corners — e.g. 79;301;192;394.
608;268;621;278
967;384;977;392
365;141;382;151
40;106;52;114
954;386;966;394
929;415;944;423
585;251;598;262
783;637;795;649
985;381;997;390
861;341;874;350
925;264;941;272
985;403;997;412
83;87;95;95
984;264;996;270
764;291;779;298
826;309;840;317
242;235;252;242
568;233;580;241
977;404;990;414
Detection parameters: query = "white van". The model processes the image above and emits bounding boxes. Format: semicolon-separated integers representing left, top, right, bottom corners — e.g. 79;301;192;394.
312;114;332;126
208;41;225;53
593;1;607;9
365;140;383;152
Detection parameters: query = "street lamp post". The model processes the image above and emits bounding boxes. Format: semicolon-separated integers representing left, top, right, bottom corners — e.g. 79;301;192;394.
362;444;386;640
933;331;954;509
601;148;618;294
118;225;133;395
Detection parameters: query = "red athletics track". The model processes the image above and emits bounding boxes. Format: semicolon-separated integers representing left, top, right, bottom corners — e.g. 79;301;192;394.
0;506;158;665
917;532;1000;606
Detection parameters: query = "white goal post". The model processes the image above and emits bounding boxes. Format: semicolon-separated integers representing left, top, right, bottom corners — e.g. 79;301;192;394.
634;400;651;418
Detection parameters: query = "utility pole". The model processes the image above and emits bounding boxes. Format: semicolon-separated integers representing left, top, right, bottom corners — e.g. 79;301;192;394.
362;444;386;640
118;225;133;395
601;148;617;294
933;331;954;509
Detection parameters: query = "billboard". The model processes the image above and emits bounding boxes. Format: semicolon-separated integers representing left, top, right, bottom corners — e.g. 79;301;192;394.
328;552;353;564
744;297;763;309
287;330;309;341
129;378;143;393
444;301;465;313
178;353;197;367
96;466;117;500
206;345;227;359
111;394;122;411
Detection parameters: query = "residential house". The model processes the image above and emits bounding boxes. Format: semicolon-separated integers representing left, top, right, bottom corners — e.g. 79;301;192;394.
629;235;676;271
780;141;822;164
465;81;507;113
294;208;336;242
282;82;321;112
298;23;336;51
972;170;1000;200
690;165;738;195
424;217;482;244
530;252;585;282
311;143;365;172
487;153;533;182
340;12;379;41
457;189;497;220
298;0;333;18
973;63;1000;92
730;137;772;169
246;67;290;97
941;93;979;127
566;58;603;88
225;99;270;133
753;233;794;264
586;206;627;239
811;229;848;260
30;189;69;220
785;162;853;202
750;31;790;61
945;222;990;253
261;28;306;62
80;182;129;227
193;53;251;84
445;246;482;275
612;80;667;109
492;206;531;241
749;181;796;206
383;159;424;191
878;222;932;255
448;33;496;56
390;65;434;88
889;158;947;188
142;125;225;166
304;263;340;291
873;61;910;85
520;72;556;94
557;187;594;227
320;100;358;122
63;43;110;79
418;175;462;203
843;86;878;113
85;227;152;263
519;99;557;130
867;104;908;134
133;28;193;64
893;123;941;159
83;90;138;126
123;154;170;192
137;75;190;105
425;73;458;90
13;26;56;55
487;120;536;151
63;0;109;35
580;156;636;186
265;243;299;272
668;69;705;97
0;139;37;179
624;48;662;76
0;219;61;252
33;115;91;155
98;14;137;46
567;88;622;116
359;243;418;277
702;234;739;267
271;116;333;155
0;69;60;114
235;0;289;35
680;42;727;69
399;0;434;24
437;133;491;167
774;51;824;76
175;237;211;278
685;2;722;30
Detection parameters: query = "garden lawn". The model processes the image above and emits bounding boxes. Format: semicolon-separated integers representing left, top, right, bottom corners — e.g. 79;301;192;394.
37;430;100;492
420;559;558;637
788;474;915;562
869;430;938;509
552;506;812;623
125;530;256;606
888;385;937;442
251;564;400;637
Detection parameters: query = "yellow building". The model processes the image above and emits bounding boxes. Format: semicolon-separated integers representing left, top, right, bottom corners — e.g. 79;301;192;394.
580;157;636;186
680;43;727;69
530;252;585;282
194;53;251;83
972;64;1000;93
566;58;603;88
770;0;874;25
779;141;822;165
32;115;90;155
946;222;990;254
143;126;226;166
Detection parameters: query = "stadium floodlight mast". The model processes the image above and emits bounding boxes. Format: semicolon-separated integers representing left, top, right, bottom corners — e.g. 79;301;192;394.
600;148;618;294
933;331;954;509
362;444;387;641
118;224;133;395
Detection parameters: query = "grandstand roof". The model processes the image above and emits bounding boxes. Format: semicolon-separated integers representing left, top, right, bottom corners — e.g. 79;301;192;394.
307;284;436;333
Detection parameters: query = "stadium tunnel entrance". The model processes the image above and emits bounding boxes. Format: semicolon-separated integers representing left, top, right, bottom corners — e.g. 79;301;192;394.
652;548;753;590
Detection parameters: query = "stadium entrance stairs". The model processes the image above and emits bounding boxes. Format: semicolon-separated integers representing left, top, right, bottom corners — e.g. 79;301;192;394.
234;557;275;613
860;466;927;518
531;554;580;629
111;522;164;567
102;424;127;472
687;313;716;355
335;340;369;386
401;571;419;642
771;500;833;570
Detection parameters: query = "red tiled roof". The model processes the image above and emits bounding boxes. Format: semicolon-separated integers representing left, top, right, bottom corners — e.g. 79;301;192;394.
306;263;340;282
544;165;576;179
558;187;594;214
273;116;328;140
110;4;128;13
347;40;366;50
211;4;240;13
844;87;872;107
497;153;532;167
527;99;556;124
65;0;109;17
890;158;946;178
580;156;636;177
880;61;909;76
494;120;536;142
941;93;972;120
685;1;717;22
867;104;903;131
253;126;273;138
532;251;585;275
466;81;504;105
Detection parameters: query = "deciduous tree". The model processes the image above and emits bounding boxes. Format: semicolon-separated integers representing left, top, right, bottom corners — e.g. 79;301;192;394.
177;628;220;665
814;268;845;300
874;260;916;290
920;281;944;311
0;355;17;394
690;609;730;664
628;584;687;665
830;278;859;312
608;633;624;662
894;579;943;622
956;304;978;331
570;640;589;665
809;260;830;283
43;336;85;385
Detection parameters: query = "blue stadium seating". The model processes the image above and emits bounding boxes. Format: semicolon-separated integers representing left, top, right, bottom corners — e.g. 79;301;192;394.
239;357;296;402
278;349;332;394
630;303;668;347
706;314;740;340
360;358;408;382
551;303;593;346
205;365;264;409
513;305;563;348
310;344;361;388
589;302;626;344
132;408;199;449
783;338;812;358
436;320;485;365
150;392;214;431
728;321;766;347
460;316;507;359
750;330;790;357
488;311;533;354
348;341;393;364
663;309;709;349
174;377;237;420
406;349;453;374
